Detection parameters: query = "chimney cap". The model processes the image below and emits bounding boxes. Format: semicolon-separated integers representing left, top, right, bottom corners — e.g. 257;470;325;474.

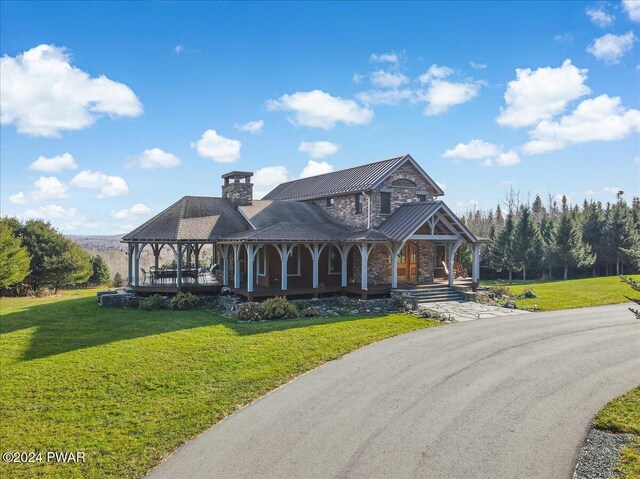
221;171;253;179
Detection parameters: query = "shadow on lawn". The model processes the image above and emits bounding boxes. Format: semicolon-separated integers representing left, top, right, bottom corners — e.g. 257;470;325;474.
0;295;374;361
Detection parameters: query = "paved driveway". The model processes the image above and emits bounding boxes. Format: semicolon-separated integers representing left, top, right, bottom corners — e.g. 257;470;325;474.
147;304;640;479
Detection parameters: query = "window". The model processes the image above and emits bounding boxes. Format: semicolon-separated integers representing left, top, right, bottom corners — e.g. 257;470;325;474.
257;247;266;276
417;194;427;202
355;193;363;214
326;197;335;207
435;245;446;268
391;178;417;188
287;246;300;276
328;246;341;274
381;192;391;214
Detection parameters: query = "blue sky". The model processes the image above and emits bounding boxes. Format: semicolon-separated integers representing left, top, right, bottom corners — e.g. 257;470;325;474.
1;0;639;234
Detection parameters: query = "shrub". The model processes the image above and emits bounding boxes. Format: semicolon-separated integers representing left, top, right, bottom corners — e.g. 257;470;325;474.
521;288;537;299
35;287;52;298
301;306;320;317
139;294;168;311
171;292;200;310
112;272;125;287
236;302;262;321
259;296;299;320
490;284;510;297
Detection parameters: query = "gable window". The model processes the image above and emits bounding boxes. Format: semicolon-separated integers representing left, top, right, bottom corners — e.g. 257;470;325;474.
257;247;266;276
287;246;301;276
381;192;391;215
328;246;341;274
417;194;427;202
392;178;417;188
355;193;363;214
326;197;335;208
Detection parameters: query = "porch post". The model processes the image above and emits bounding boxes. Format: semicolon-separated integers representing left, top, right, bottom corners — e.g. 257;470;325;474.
246;244;255;293
447;239;463;287
338;244;354;288
218;244;230;286
153;244;160;269
472;243;480;284
357;243;372;290
388;241;404;289
275;244;292;291
127;243;133;285
305;243;327;289
176;244;183;290
134;243;140;287
232;243;241;289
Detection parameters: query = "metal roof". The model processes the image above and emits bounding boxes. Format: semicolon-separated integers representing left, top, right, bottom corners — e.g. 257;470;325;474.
218;221;349;242
238;200;338;229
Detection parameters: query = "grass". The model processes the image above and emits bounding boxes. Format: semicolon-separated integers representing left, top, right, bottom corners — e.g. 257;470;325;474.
594;387;640;478
0;289;437;479
481;276;640;311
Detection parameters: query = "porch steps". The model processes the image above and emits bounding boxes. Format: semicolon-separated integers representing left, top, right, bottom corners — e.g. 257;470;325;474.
398;285;466;303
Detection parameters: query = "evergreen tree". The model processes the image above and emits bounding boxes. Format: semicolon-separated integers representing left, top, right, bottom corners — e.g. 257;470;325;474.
582;201;606;275
88;255;111;285
44;241;92;293
0;221;31;289
553;202;595;280
605;194;639;275
495;204;504;230
539;214;555;279
112;272;125;287
490;212;516;283
512;207;544;282
531;195;545;223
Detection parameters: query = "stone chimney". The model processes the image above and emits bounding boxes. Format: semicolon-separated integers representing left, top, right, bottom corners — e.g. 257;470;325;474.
221;171;253;205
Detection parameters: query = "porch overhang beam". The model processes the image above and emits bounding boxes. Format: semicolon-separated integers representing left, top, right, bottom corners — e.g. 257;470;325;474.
408;234;460;241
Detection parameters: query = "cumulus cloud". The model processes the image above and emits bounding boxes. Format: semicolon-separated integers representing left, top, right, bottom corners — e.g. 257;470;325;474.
70;170;129;198
133;148;181;169
522;94;640;154
355;88;413;106
497;59;590;128
370;52;399;64
442;140;520;167
623;0;640;22
417;65;481;116
191;129;241;163
482;150;522;167
586;5;614;28
587;32;637;64
266;90;373;130
111;203;151;220
0;44;143;137
253;166;290;199
370;70;409;88
352;73;365;84
470;61;487;70
24;204;86;230
32;176;69;200
9;192;27;204
234;119;264;134
299;160;335;178
29;152;78;172
298;141;341;159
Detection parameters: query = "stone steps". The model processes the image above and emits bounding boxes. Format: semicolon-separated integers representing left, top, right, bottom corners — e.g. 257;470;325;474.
400;286;466;304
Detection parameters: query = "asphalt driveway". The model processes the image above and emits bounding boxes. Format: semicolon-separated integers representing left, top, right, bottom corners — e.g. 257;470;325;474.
146;303;640;479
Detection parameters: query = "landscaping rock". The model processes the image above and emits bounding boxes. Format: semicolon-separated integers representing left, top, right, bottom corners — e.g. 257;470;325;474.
573;428;631;479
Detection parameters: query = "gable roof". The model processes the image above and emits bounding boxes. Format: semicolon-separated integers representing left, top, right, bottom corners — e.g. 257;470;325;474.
262;154;445;201
122;196;251;242
238;200;338;229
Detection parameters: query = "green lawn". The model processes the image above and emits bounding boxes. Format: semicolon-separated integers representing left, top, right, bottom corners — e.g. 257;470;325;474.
482;276;640;311
0;290;438;479
594;387;640;478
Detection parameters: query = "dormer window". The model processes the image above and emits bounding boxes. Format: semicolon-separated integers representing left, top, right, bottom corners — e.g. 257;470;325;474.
381;192;391;214
418;194;427;202
326;197;335;207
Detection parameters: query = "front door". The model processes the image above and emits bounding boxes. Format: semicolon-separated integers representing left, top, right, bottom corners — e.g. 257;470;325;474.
389;242;418;282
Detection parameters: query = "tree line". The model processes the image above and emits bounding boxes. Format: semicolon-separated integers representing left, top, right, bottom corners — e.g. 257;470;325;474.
460;191;640;283
0;218;114;294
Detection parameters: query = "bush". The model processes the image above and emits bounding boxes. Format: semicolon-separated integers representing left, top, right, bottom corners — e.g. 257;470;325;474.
35;287;52;298
236;302;262;321
301;306;320;317
139;294;168;311
521;288;537;299
490;284;510;297
112;272;125;287
171;292;200;310
259;296;299;320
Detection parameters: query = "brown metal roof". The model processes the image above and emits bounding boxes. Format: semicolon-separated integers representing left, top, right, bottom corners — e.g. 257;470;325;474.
238;200;338;229
218;221;349;242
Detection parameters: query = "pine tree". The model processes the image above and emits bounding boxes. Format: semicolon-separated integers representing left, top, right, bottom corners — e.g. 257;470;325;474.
89;255;111;285
539;214;555;279
0;221;31;289
605;194;640;275
112;272;125;287
582;201;606;275
512;207;544;282
553;202;595;280
495;204;504;230
490;212;516;283
531;195;545;223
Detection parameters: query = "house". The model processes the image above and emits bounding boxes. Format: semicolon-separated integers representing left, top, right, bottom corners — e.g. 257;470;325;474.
122;154;487;299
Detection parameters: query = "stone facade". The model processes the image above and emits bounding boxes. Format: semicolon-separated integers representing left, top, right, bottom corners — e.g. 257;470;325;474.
309;193;370;229
416;241;435;282
222;181;253;205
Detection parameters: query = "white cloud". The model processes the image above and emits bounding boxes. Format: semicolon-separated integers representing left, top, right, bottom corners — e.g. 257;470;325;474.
24;204;86;230
370;70;409;88
111;203;151;220
134;148;181;169
0;44;143;137
497;59;590;128
352;73;364;84
635;156;640;164
587;32;637;64
470;61;487;70
28;152;78;172
253;166;290;199
586;6;614;28
299;160;334;178
356;88;413;106
174;44;184;54
494;150;522;167
554;33;575;44
418;64;454;84
522;94;640;154
70;170;129;198
442;139;502;159
623;0;640;22
266;90;373;129
32;176;69;200
370;52;399;64
298;141;341;159
233;119;264;134
191;129;241;163
9;192;27;204
417;65;481;116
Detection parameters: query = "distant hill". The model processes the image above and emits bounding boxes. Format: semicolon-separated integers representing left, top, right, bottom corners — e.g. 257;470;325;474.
67;234;125;251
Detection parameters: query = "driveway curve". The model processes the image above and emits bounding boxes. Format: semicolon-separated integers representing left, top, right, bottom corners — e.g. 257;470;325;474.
147;303;640;479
